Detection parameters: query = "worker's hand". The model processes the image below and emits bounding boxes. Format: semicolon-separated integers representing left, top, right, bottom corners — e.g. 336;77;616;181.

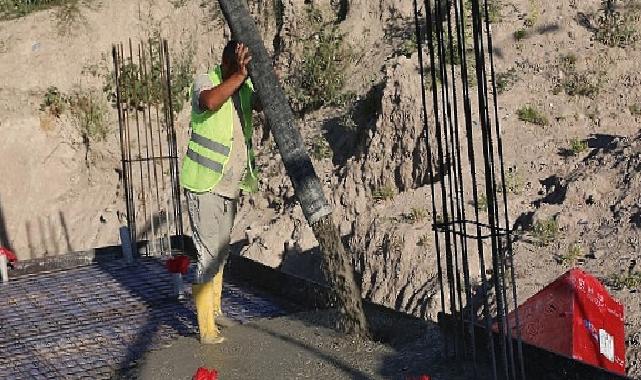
235;43;252;80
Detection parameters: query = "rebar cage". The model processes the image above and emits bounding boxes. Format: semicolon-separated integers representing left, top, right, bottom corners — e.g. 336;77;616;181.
112;39;184;257
412;0;526;379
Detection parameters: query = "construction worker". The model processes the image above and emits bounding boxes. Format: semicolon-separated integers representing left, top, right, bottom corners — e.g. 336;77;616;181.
180;40;261;344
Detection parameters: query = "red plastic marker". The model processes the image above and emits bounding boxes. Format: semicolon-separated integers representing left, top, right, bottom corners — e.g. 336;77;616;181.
406;375;431;380
0;247;17;263
193;367;218;380
166;255;190;274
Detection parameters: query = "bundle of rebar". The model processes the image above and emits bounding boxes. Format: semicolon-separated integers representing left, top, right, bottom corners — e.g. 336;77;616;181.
112;39;184;257
413;0;525;378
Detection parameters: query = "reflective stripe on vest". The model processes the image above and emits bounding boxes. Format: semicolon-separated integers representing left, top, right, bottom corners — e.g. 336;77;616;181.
190;131;231;157
186;147;223;173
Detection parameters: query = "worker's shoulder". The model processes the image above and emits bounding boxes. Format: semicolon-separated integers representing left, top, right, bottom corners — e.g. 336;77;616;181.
193;73;214;91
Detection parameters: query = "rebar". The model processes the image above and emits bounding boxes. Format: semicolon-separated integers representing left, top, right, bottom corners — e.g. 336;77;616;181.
414;0;525;378
112;39;184;258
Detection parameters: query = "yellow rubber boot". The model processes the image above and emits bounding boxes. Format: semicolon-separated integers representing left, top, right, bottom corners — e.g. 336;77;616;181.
192;281;224;344
212;269;224;317
211;269;236;328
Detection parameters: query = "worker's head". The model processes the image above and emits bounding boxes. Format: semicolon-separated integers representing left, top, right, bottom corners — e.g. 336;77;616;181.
221;40;241;78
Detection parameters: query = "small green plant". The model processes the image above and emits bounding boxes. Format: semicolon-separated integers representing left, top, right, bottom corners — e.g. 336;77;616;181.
40;86;68;118
608;271;641;289
531;218;560;247
198;0;223;23
496;68;518;94
1;0;63;20
629;104;641;115
288;8;351;112
513;28;528;41
475;194;489;211
502;166;524;195
311;135;332;160
102;36;194;115
0;0;96;32
560;53;578;67
563;73;602;97
595;0;639;48
517;105;548;126
417;234;430;248
340;111;357;131
465;0;502;24
555;54;604;97
524;0;539;27
169;0;188;8
404;207;428;223
55;0;94;35
69;89;110;142
430;27;468;67
400;36;417;58
373;185;395;201
487;0;503;23
569;138;588;155
557;244;583;265
385;233;404;254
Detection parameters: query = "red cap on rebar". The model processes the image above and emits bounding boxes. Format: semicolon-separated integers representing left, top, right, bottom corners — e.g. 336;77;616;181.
0;247;17;263
166;255;190;274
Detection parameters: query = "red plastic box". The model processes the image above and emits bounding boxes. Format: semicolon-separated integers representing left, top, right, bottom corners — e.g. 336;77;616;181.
502;268;625;375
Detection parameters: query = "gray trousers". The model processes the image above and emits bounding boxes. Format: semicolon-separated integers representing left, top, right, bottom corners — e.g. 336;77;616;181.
186;191;237;284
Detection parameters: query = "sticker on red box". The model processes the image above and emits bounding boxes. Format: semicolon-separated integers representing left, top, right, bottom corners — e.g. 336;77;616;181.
599;328;614;362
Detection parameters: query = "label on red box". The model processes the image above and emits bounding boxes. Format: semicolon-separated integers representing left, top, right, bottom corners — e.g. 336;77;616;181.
599;329;614;362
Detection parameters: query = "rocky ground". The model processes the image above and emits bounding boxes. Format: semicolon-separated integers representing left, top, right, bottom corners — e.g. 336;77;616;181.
1;0;641;377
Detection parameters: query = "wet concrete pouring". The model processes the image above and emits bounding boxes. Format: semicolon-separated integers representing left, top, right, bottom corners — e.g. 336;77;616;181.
0;257;484;380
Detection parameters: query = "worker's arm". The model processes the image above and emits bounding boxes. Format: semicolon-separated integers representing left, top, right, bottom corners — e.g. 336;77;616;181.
199;44;252;112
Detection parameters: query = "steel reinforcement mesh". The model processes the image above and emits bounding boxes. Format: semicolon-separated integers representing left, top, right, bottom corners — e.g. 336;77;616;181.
0;259;290;379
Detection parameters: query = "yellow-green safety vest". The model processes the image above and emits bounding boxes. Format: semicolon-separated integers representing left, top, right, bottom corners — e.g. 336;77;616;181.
180;65;259;194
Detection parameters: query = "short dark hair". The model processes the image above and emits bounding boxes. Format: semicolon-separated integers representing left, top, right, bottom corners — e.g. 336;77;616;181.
222;40;241;66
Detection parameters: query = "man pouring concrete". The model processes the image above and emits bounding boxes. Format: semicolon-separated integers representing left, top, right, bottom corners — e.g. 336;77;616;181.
180;40;262;344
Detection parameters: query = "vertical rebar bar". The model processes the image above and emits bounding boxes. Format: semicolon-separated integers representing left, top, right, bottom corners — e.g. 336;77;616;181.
446;0;477;368
163;39;185;246
151;39;172;252
452;0;499;374
140;42;160;255
417;0;450;358
114;45;134;243
435;0;466;356
129;39;149;256
120;43;138;245
481;0;525;375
